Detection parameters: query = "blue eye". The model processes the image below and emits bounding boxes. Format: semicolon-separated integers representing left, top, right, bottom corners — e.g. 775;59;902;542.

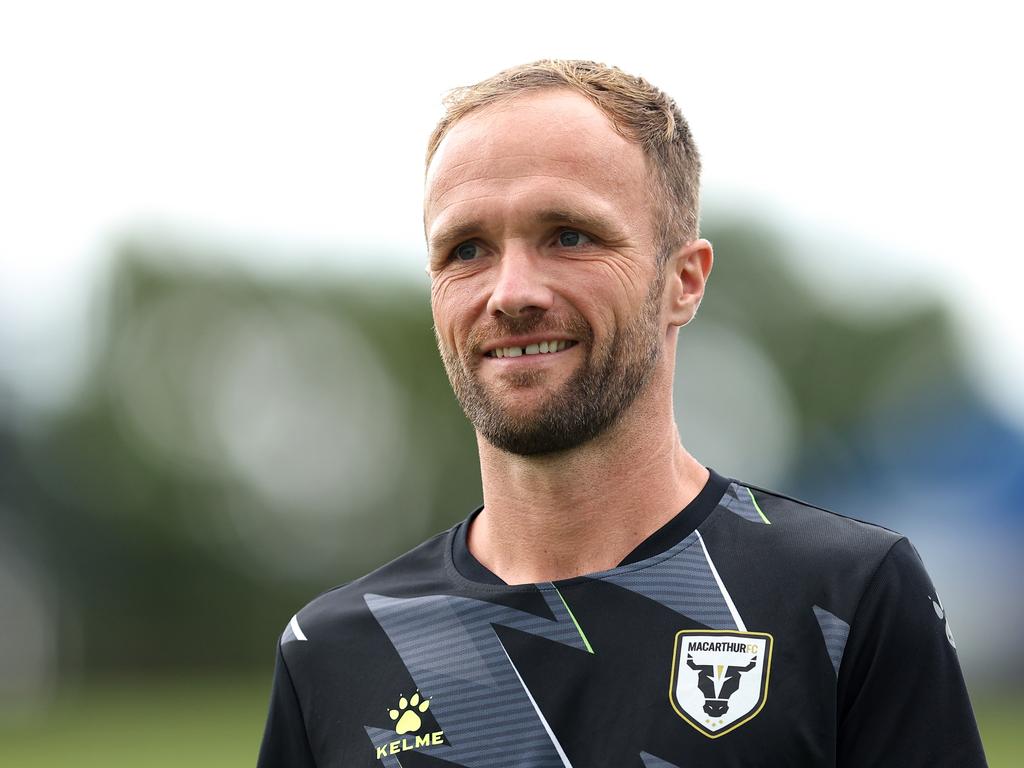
454;242;479;261
558;230;591;247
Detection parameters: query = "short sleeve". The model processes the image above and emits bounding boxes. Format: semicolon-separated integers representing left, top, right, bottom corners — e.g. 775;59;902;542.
836;537;987;766
257;641;318;768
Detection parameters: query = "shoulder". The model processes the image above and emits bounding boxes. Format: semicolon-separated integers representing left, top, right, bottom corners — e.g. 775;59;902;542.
725;478;906;573
277;524;458;656
702;477;914;634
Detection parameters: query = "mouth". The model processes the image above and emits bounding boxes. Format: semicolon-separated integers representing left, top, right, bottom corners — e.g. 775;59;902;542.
484;340;579;359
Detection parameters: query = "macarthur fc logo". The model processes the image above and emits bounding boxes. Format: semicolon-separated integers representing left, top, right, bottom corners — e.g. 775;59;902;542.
669;630;773;738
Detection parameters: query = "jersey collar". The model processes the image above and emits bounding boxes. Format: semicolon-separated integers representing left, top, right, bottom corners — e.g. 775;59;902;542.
451;466;732;586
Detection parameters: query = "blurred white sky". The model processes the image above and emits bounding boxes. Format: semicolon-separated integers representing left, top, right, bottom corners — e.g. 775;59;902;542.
1;1;1021;424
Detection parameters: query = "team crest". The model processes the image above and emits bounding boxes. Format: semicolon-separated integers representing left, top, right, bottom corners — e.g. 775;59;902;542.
669;629;773;738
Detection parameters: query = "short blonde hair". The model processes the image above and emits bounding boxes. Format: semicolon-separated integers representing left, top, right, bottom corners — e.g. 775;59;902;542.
425;59;702;258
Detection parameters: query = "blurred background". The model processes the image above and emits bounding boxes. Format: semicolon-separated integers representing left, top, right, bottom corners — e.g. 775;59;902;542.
1;2;1021;765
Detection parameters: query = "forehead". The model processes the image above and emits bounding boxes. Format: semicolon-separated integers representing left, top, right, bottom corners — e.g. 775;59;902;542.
424;89;652;239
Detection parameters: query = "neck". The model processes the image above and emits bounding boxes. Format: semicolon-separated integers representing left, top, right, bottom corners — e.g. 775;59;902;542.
469;381;709;585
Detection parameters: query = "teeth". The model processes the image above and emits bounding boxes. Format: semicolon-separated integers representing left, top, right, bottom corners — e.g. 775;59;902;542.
489;340;575;357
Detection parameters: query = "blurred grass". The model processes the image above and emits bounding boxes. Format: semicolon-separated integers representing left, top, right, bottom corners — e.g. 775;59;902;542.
976;695;1024;766
0;679;268;767
0;681;1018;765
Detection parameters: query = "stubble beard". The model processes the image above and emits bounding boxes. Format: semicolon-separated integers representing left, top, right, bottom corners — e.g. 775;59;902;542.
435;273;665;456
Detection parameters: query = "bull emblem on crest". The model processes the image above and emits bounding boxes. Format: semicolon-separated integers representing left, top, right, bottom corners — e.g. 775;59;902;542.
686;654;758;717
670;630;773;738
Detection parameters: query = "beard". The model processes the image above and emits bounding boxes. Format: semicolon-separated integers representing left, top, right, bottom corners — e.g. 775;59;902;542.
435;272;665;456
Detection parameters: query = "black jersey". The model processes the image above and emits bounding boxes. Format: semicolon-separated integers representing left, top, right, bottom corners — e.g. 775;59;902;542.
257;468;987;767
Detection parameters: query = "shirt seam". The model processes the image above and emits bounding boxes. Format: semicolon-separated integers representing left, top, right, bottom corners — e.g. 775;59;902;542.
845;535;908;634
279;641;320;768
835;534;908;730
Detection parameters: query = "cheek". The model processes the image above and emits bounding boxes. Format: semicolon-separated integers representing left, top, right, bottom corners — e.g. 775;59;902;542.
588;257;648;302
430;275;459;319
555;265;638;324
431;269;490;315
430;274;479;345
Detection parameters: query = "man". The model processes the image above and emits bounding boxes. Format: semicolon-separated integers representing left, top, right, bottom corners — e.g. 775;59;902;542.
258;60;987;767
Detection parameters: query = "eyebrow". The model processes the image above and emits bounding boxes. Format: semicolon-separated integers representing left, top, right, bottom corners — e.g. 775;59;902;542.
427;207;624;255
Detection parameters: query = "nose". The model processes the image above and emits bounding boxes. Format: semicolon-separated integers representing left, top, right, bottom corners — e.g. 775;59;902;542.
485;245;555;318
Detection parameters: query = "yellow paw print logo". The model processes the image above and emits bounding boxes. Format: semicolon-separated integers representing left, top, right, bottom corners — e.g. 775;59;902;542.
389;691;430;735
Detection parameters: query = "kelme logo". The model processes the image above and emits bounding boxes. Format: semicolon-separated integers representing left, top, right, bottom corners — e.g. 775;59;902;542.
375;690;444;760
669;629;773;738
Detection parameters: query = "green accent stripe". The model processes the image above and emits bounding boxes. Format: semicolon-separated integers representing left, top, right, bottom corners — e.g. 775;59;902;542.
747;487;771;524
553;585;594;654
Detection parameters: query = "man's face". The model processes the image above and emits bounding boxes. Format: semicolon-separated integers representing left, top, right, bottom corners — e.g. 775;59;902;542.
424;89;668;456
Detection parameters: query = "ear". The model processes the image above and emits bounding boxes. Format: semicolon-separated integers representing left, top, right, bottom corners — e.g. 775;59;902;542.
665;238;713;327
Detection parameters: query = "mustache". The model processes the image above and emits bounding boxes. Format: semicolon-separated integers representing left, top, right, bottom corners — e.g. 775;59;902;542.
466;314;593;353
